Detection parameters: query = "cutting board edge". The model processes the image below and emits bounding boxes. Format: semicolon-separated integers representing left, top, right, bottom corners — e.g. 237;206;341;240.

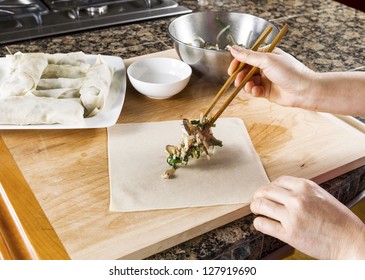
311;157;365;184
119;204;252;260
311;114;365;183
336;115;365;133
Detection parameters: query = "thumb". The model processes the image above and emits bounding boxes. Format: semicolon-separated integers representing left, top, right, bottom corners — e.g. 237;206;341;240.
229;45;269;69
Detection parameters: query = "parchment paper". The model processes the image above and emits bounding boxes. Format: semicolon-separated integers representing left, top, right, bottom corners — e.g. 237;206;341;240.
107;118;269;212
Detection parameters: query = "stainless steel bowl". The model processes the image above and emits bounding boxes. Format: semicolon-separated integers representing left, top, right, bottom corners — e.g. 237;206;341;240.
168;12;279;81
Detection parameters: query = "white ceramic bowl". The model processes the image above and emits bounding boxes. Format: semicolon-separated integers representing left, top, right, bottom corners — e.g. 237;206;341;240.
127;57;192;99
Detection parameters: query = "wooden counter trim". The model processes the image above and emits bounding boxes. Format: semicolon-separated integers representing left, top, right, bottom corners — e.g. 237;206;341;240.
0;136;70;260
0;230;12;260
0;182;38;259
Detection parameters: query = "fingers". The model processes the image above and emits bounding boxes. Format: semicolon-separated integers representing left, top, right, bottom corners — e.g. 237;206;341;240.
253;182;292;205
253;216;286;239
251;86;266;98
244;76;265;98
273;175;317;192
250;196;287;222
227;58;240;75
250;176;320;229
234;68;250;87
229;45;271;69
244;80;255;93
228;45;271;97
250;176;339;258
250;177;304;227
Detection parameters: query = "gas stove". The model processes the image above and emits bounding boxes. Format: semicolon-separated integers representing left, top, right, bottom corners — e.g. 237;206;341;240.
0;0;191;44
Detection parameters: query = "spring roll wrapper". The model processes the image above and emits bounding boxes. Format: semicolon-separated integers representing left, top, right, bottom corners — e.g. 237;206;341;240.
32;88;80;99
0;53;48;98
0;95;85;125
34;77;85;98
108;118;270;212
37;77;85;90
80;55;114;117
45;52;87;65
41;63;90;79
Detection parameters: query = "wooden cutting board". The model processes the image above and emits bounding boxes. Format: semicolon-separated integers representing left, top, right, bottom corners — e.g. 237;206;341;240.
1;49;365;259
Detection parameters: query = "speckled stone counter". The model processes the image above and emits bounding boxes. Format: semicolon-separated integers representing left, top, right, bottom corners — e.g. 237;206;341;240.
1;0;364;260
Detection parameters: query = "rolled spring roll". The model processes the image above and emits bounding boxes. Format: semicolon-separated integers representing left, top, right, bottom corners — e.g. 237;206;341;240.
0;52;48;98
0;95;85;125
37;77;85;90
80;55;114;117
41;63;90;78
45;52;87;66
34;77;84;98
31;88;80;99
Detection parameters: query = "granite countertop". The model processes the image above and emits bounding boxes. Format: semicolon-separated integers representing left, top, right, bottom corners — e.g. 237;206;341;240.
1;0;365;73
1;0;364;260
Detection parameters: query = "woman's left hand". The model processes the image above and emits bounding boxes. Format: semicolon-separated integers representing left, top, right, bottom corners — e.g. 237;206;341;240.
250;176;365;259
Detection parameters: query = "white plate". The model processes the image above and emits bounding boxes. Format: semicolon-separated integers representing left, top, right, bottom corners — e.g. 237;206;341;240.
0;54;126;129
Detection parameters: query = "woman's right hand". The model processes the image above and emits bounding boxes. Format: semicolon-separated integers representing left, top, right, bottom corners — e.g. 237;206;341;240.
228;46;317;111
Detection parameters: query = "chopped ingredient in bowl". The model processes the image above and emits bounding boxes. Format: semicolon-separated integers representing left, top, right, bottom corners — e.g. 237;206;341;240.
190;17;241;50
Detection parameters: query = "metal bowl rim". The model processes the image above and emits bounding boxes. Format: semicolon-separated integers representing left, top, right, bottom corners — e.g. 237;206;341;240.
168;11;278;53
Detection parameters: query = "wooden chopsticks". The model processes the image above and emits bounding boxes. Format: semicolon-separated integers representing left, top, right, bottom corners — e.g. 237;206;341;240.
203;24;273;117
204;24;289;126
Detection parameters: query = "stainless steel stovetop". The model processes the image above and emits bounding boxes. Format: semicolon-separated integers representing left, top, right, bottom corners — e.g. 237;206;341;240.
0;0;191;44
